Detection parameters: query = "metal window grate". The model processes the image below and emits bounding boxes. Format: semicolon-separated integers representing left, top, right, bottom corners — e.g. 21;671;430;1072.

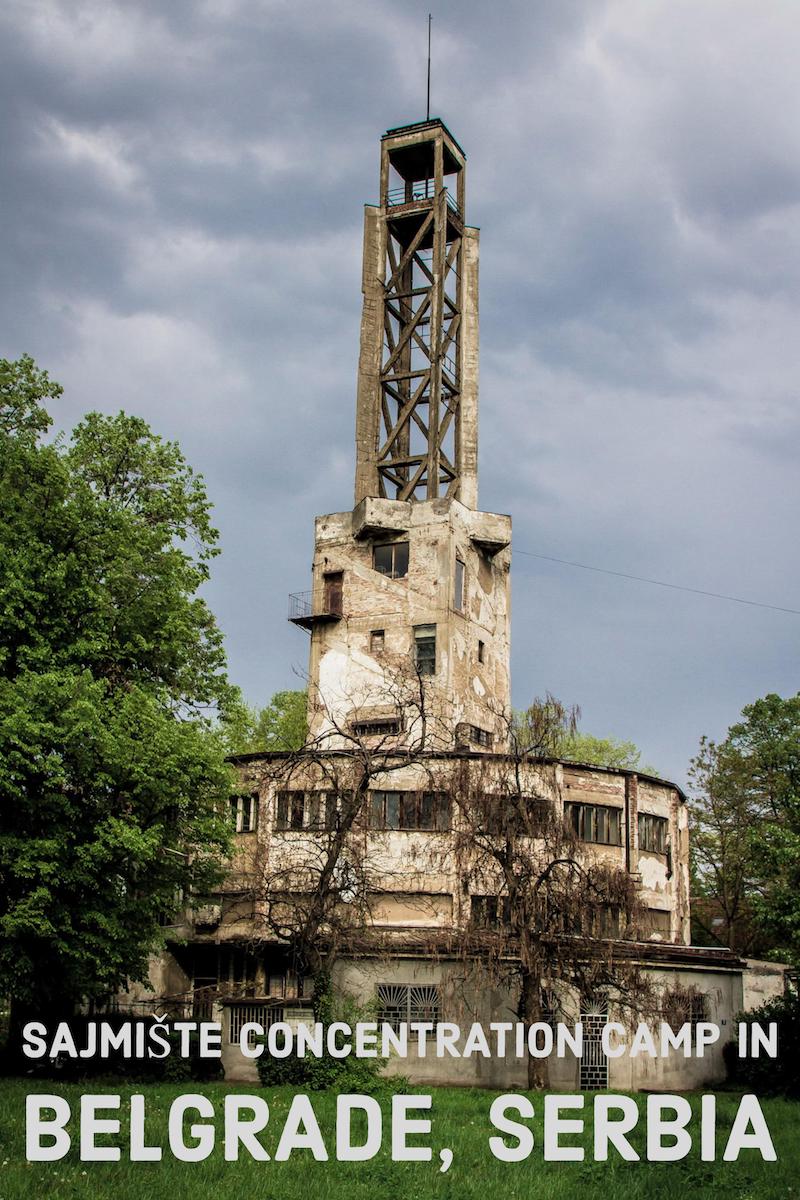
377;983;441;1033
228;1003;283;1046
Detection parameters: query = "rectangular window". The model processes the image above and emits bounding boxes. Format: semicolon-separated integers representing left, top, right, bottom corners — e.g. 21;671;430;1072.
477;640;485;664
377;983;441;1033
323;571;343;615
454;558;465;612
471;894;511;927
275;790;306;831
230;793;258;833
477;793;548;836
373;541;409;579
639;812;668;853
367;791;450;831
645;908;671;936
276;791;336;831
414;624;436;675
370;629;385;654
565;802;622;846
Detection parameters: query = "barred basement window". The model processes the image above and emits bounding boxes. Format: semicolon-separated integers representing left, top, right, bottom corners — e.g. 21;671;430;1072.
414;624;436;675
352;718;401;738
639;812;668;853
230;793;259;833
565;801;622;846
377;983;441;1033
367;790;451;831
373;541;409;579
228;1003;282;1046
663;988;708;1032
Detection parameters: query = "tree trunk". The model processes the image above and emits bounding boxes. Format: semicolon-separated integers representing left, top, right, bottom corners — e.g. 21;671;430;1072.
519;969;550;1090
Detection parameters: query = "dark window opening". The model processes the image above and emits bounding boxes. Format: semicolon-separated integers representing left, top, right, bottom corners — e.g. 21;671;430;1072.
414;624;436;675
454;558;465;611
370;629;385;654
367;790;450;831
323;571;343;615
565;801;622;846
477;793;548;836
373;541;409;579
477;640;485;663
276;791;337;832
471;894;511;927
639;812;668;853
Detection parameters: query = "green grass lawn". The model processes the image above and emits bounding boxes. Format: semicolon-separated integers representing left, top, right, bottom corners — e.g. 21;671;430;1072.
0;1080;797;1200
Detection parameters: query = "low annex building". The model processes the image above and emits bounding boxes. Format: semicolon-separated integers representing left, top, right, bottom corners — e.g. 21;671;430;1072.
132;117;785;1090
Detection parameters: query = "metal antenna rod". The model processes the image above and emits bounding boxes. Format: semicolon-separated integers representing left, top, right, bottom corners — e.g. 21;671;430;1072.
426;14;431;120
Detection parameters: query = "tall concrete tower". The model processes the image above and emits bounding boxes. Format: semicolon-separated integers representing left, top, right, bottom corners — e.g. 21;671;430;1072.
290;119;511;749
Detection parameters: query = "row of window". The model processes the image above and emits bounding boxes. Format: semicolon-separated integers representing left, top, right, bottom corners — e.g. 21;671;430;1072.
233;792;669;849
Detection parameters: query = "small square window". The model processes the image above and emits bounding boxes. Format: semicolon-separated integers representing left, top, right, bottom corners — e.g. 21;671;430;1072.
373;541;409;579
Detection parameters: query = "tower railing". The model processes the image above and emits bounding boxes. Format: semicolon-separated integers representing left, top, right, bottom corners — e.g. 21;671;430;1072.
386;184;461;219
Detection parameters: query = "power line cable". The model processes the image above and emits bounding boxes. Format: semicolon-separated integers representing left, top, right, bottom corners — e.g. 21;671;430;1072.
514;550;800;616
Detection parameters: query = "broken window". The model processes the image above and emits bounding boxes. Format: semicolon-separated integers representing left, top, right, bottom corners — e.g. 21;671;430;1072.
414;623;436;675
565;801;622;846
644;907;672;938
373;541;409;579
377;983;441;1033
639;812;668;853
229;793;259;833
370;628;385;654
367;790;450;831
454;558;465;611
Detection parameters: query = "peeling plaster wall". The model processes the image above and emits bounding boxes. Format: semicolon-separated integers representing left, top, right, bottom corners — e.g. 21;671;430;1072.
303;497;511;746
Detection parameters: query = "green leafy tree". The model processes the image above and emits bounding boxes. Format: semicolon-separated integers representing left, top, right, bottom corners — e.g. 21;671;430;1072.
512;701;653;773
0;356;234;1019
223;689;308;754
689;693;800;962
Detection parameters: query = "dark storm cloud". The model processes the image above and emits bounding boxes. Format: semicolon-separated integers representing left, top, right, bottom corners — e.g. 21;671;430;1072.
2;0;798;784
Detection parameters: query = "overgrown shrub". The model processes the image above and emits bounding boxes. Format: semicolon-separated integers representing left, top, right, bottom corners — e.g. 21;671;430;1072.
724;991;800;1097
256;982;389;1093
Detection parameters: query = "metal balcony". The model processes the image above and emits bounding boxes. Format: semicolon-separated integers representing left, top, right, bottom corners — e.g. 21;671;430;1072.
288;591;342;631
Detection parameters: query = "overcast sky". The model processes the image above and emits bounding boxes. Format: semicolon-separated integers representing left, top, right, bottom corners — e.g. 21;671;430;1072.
2;0;798;784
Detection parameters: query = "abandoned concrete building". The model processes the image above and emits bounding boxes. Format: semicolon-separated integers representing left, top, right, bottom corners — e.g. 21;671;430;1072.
137;118;786;1089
